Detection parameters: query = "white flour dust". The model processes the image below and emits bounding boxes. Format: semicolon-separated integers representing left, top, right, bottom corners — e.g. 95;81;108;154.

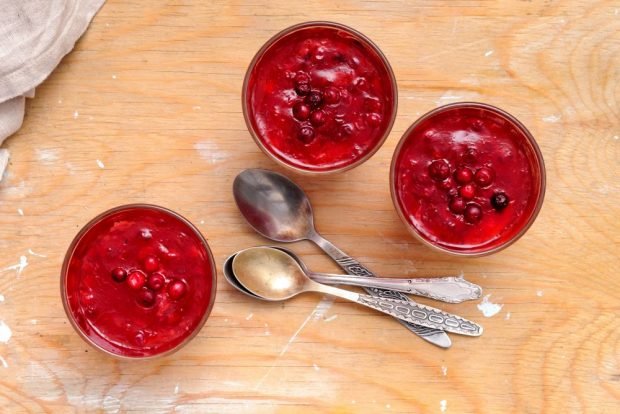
477;294;503;317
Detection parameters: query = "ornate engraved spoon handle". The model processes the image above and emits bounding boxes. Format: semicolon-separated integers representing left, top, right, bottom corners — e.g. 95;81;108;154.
309;273;482;303
309;232;453;348
307;281;483;337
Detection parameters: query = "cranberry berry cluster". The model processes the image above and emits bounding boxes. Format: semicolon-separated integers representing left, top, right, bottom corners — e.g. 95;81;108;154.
290;71;382;144
428;158;510;224
111;255;188;308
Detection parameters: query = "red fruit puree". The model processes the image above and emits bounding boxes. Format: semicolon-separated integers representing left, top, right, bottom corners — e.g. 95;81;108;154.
393;104;544;254
245;23;396;172
63;206;215;357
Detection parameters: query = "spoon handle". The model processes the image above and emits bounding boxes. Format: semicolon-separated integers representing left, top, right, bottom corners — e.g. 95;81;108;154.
309;232;453;348
307;281;483;336
308;273;482;303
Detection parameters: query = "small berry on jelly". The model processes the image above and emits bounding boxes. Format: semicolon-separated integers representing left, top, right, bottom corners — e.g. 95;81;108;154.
323;87;340;104
340;123;354;136
295;82;311;96
293;102;311;121
310;110;326;127
143;255;159;272
305;90;323;109
491;192;510;211
440;178;454;190
459;183;476;199
137;289;156;308
111;267;127;282
464;203;483;223
353;76;367;91
298;126;315;144
365;113;382;127
147;272;166;291
462;147;478;164
447;186;458;198
127;270;147;290
449;197;467;214
455;167;473;184
168;279;188;300
428;160;450;181
294;72;310;85
364;96;382;112
474;167;495;187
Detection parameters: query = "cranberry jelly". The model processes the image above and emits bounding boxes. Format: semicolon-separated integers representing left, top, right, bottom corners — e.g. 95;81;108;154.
391;103;545;255
244;22;397;173
62;205;216;358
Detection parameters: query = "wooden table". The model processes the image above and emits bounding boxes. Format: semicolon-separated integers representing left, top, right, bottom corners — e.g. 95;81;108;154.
1;1;618;412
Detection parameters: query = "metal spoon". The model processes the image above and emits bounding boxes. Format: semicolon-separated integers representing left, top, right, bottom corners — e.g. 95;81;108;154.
232;247;483;336
224;247;481;303
233;168;456;348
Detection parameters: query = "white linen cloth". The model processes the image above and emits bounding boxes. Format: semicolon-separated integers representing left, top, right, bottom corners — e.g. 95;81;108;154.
0;0;105;179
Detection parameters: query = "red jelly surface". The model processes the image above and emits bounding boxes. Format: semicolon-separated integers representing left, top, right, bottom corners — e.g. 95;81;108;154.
393;105;544;254
63;206;215;357
245;23;396;172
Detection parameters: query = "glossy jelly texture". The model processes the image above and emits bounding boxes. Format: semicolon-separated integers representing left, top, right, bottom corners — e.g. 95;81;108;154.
394;106;543;253
64;207;214;357
246;25;396;171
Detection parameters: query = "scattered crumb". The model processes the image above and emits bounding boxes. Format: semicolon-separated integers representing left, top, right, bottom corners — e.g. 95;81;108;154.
31;319;37;325
174;384;179;394
73;110;79;119
440;400;447;412
0;321;12;343
484;50;494;57
17;208;23;216
200;220;205;225
3;255;28;277
477;294;503;317
0;356;7;368
542;114;561;123
324;315;338;323
245;313;254;320
313;363;320;371
112;75;117;79
28;249;46;258
441;366;448;376
386;404;391;409
96;159;105;169
536;290;544;297
192;106;201;110
505;312;511;320
0;294;4;302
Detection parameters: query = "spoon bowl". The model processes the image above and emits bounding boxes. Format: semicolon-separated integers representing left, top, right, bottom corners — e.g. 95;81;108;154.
233;169;314;242
232;247;308;301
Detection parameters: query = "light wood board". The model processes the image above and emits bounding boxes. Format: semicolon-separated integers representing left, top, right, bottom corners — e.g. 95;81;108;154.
0;1;618;412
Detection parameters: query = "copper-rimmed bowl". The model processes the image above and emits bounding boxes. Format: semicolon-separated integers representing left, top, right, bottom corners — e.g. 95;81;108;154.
390;102;546;256
61;204;217;359
243;21;398;174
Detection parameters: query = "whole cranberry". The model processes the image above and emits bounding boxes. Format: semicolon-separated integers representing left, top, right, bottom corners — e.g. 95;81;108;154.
365;113;382;127
111;267;127;282
459;183;476;199
147;272;166;291
323;87;340;104
455;167;473;184
447;186;458;198
293;102;311;121
464;203;483;223
491;192;510;211
428;160;450;181
137;289;156;308
295;82;311;96
298;126;315;144
305;90;323;109
449;197;467;214
168;279;188;300
310;110;326;127
143;255;159;272
440;178;455;191
474;167;495;187
294;72;310;85
462;147;478;164
127;270;147;290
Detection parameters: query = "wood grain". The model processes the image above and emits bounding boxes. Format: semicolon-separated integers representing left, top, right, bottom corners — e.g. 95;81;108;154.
0;0;618;412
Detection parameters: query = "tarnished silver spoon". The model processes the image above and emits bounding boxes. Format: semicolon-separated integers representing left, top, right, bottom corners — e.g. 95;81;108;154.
232;247;483;337
224;246;481;303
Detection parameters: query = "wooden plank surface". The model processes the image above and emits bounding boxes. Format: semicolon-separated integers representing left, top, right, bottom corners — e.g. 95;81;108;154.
0;1;618;412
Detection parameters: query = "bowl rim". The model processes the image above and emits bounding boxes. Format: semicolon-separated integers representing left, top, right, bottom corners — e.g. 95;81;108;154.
60;203;218;360
241;20;398;175
389;101;547;257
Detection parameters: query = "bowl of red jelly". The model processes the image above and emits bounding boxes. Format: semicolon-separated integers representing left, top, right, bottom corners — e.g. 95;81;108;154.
243;21;398;174
61;204;217;358
391;102;545;256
